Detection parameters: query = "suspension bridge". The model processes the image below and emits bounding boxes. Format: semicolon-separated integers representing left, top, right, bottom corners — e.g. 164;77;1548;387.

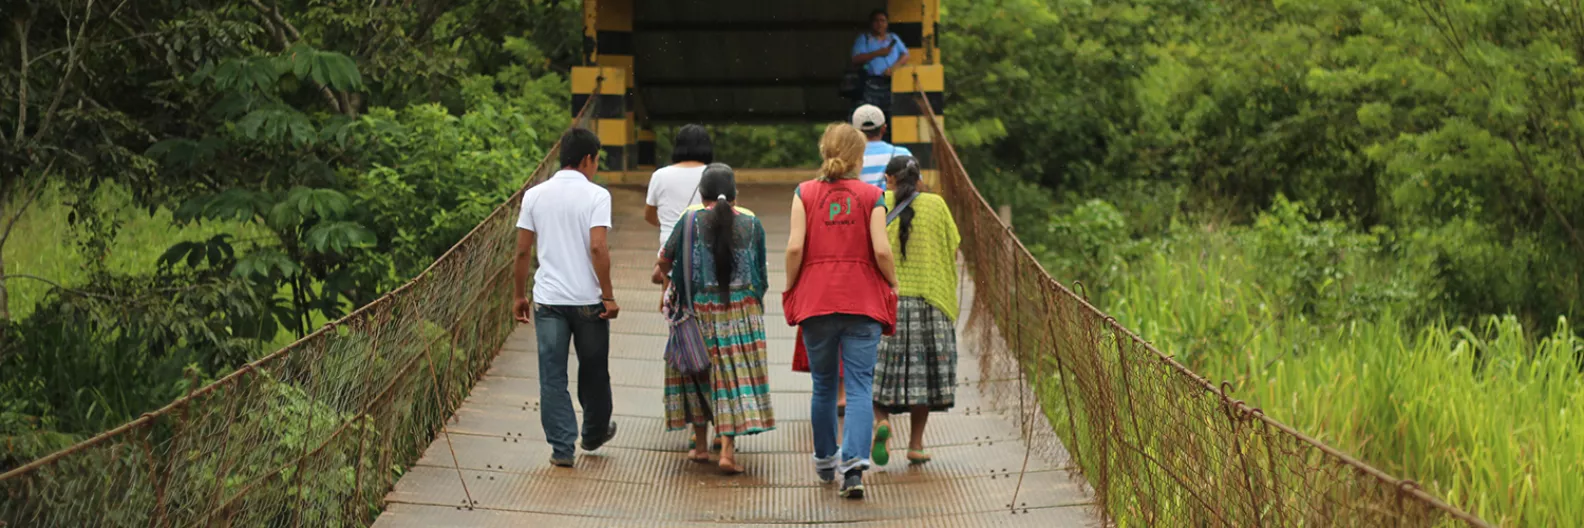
1;1;1489;526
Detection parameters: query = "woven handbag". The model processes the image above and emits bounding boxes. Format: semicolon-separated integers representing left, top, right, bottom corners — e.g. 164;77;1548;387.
665;212;711;375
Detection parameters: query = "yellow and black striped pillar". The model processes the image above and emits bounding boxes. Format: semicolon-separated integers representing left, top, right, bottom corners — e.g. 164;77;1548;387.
637;128;657;172
892;64;944;189
888;0;942;189
887;0;938;67
571;66;631;171
580;0;636;172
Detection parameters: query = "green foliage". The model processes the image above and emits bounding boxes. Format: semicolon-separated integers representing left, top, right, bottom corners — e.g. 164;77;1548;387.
657;124;826;169
0;0;579;465
1093;230;1582;526
945;0;1584;323
956;3;1584;522
347;70;566;285
1;275;270;458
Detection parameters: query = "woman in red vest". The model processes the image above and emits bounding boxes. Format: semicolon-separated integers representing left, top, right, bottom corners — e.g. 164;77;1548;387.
783;123;899;499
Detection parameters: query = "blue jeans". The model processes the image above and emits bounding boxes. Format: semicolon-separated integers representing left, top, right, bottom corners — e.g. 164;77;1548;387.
534;304;613;459
801;314;881;474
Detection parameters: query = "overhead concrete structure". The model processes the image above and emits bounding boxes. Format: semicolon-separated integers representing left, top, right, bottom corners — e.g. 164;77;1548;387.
573;0;944;180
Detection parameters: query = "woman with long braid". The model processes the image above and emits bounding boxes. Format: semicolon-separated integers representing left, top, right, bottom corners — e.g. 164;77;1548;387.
869;155;961;466
652;163;774;474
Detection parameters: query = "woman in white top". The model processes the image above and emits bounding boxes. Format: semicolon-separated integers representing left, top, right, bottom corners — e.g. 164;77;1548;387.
646;124;720;453
645;124;713;249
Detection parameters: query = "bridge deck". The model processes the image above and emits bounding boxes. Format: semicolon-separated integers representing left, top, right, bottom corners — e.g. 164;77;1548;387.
373;184;1098;527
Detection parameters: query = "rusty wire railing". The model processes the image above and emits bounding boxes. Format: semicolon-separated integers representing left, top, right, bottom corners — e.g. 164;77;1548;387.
0;85;602;528
913;91;1491;527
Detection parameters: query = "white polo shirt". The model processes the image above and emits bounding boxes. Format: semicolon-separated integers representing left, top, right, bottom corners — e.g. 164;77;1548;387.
516;170;613;306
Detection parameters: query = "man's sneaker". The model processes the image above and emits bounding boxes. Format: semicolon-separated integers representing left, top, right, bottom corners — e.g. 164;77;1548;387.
817;467;836;483
838;469;865;499
549;456;575;468
580;421;618;451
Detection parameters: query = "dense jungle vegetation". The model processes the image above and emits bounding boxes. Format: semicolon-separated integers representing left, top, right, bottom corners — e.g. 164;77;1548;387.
944;1;1581;525
2;0;1580;525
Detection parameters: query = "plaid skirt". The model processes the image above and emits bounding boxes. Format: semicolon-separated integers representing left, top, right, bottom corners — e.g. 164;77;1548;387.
873;296;957;413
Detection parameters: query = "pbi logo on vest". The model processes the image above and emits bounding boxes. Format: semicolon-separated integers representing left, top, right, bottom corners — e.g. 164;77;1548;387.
824;190;861;226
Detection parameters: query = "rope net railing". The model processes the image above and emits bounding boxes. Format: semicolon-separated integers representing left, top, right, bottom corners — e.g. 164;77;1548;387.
914;92;1490;527
0;87;603;528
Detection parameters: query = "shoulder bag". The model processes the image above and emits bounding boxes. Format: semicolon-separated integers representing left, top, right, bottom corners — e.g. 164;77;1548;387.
665;211;711;375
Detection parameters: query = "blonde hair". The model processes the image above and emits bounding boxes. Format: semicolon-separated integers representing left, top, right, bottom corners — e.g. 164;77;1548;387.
816;123;867;182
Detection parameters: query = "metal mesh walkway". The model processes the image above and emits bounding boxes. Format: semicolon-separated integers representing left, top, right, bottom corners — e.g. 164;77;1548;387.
371;184;1100;527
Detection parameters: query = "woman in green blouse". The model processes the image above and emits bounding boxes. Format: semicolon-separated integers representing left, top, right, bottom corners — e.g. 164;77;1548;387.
870;156;961;466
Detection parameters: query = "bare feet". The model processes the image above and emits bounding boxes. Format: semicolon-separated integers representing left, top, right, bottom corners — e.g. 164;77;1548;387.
687;449;711;463
718;436;743;474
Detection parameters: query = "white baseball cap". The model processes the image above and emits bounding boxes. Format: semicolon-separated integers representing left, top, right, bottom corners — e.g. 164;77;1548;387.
851;104;886;132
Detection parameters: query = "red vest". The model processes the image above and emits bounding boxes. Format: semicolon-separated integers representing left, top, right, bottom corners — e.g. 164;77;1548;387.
783;179;898;335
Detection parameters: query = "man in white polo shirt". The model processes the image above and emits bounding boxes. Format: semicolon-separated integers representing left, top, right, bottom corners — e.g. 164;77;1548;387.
512;127;619;468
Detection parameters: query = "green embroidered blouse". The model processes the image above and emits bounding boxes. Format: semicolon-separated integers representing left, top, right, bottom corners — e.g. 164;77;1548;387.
885;191;961;320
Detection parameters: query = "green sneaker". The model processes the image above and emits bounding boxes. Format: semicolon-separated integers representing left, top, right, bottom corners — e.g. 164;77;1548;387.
871;421;892;467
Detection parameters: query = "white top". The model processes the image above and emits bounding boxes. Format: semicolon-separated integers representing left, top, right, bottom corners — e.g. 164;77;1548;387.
516;169;613;305
645;164;705;246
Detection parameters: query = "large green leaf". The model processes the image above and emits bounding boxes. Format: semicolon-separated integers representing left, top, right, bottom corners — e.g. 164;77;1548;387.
283;187;352;221
304;221;376;254
233;249;302;279
235;106;316;145
198;188;271;222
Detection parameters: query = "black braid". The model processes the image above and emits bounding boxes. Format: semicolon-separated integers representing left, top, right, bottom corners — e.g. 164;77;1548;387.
886;156;922;260
700;164;738;304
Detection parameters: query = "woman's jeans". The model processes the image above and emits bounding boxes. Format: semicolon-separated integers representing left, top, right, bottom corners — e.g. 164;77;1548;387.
801;314;881;474
535;303;613;460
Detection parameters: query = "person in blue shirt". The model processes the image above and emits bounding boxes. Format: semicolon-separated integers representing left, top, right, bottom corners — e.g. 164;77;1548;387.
852;104;913;191
851;9;910;118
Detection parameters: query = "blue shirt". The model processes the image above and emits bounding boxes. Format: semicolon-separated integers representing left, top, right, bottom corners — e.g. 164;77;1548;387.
860;141;912;190
852;32;907;76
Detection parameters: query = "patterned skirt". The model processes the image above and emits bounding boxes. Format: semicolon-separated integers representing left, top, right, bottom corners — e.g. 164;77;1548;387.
663;290;776;436
873;296;958;413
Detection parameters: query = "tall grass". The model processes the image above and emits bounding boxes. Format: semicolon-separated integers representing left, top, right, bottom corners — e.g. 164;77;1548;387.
1096;233;1583;526
4;184;268;320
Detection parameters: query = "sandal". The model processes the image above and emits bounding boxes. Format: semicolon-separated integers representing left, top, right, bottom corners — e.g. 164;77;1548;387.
871;421;892;467
686;449;711;463
906;449;932;464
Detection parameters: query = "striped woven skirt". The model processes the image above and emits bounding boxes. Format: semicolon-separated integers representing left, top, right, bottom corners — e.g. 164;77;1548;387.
873;296;958;413
663;290;776;436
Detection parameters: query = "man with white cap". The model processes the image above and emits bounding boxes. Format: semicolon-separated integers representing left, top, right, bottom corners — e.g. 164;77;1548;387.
852;104;913;191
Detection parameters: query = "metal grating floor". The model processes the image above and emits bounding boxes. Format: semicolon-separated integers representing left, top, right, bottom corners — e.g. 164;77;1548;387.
374;184;1099;527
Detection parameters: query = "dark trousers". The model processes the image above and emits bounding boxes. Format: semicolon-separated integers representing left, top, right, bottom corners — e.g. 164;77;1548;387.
534;303;612;459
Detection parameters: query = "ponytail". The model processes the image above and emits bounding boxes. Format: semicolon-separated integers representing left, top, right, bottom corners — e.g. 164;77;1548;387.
885;155;922;260
709;195;736;305
818;157;855;182
699;163;739;305
817;123;866;181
